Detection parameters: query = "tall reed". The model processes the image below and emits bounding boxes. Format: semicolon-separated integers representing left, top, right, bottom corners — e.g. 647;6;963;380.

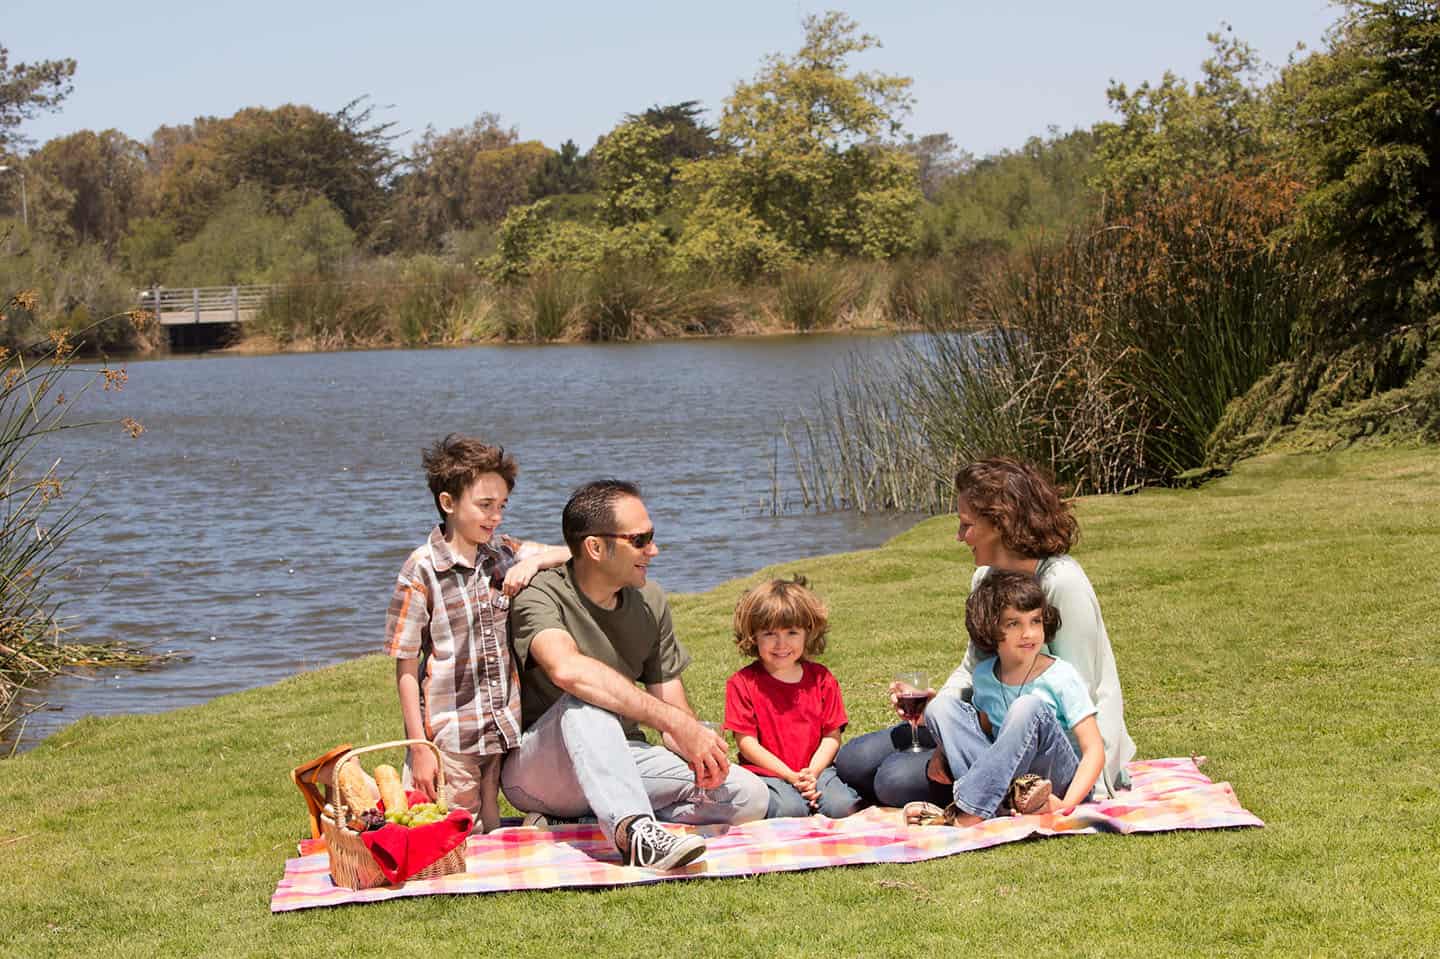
0;296;157;739
780;171;1320;511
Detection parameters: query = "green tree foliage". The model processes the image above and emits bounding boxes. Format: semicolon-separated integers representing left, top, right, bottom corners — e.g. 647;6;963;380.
28;129;146;249
1278;0;1440;334
149;100;397;240
627;101;723;170
1093;27;1278;203
162;184;354;285
530;138;594;197
389;115;550;250
677;11;922;265
593;118;674;226
0;44;75;153
919;128;1099;257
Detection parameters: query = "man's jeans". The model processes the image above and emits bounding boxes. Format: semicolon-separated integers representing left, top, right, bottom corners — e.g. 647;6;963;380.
924;692;1079;818
500;694;769;844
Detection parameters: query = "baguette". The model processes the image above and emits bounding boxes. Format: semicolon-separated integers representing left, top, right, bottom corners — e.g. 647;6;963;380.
374;764;409;812
334;759;378;813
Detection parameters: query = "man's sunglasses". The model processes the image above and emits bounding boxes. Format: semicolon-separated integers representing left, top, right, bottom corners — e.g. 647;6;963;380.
590;529;656;549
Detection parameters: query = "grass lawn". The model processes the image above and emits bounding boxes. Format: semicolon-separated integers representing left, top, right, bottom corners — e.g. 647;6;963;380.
1;447;1437;958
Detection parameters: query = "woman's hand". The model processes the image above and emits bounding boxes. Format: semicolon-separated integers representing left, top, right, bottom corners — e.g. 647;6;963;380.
887;680;936;721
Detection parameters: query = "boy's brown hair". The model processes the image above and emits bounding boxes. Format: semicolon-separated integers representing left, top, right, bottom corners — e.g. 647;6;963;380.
964;569;1061;656
732;575;830;657
422;434;518;523
954;457;1078;558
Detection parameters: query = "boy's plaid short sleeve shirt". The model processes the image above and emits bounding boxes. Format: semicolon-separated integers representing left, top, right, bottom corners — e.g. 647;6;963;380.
384;526;521;756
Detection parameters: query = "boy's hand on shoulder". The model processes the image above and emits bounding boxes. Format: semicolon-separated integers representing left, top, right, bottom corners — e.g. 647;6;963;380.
502;556;542;596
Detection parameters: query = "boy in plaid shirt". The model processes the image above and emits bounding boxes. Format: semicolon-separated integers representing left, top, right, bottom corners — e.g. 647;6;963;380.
385;436;568;832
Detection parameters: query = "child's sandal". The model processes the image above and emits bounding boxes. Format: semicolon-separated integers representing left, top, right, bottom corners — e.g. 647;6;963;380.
902;801;949;826
1005;774;1052;815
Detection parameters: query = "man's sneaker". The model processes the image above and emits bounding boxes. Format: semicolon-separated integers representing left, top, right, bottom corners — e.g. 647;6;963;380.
624;817;706;870
522;811;580;828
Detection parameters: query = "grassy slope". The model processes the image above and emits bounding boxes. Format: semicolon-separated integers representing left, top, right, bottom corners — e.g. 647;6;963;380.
1;448;1437;958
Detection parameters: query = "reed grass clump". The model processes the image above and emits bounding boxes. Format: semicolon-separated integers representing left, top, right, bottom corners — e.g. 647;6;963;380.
778;262;861;332
783;171;1323;511
0;294;166;742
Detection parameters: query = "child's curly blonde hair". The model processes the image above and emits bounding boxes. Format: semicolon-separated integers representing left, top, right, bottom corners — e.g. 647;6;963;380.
732;575;830;658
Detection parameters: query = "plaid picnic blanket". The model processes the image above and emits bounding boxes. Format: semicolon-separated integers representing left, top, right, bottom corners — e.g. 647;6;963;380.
270;757;1261;912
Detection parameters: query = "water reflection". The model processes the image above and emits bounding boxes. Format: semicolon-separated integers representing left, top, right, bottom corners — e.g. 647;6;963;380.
8;335;927;749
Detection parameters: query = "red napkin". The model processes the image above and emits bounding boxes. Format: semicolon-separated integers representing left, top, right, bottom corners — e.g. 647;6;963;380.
359;794;473;883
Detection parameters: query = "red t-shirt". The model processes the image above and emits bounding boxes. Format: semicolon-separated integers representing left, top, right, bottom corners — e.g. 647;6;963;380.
723;660;849;778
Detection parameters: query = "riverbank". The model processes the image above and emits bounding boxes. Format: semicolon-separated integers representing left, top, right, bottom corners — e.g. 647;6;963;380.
1;447;1436;957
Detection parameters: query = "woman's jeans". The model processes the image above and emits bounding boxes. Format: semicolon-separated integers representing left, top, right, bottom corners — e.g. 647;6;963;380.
834;722;950;808
925;692;1079;817
761;767;864;819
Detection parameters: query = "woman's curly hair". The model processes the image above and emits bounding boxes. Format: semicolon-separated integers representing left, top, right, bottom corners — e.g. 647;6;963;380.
732;575;829;658
955;457;1078;558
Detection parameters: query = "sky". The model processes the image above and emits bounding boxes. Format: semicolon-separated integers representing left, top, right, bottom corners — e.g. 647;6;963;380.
7;0;1342;158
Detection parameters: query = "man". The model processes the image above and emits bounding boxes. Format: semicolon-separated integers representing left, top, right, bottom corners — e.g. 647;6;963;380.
501;480;768;870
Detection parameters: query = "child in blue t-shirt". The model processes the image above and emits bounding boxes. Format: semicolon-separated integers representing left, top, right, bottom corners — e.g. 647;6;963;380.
915;569;1106;825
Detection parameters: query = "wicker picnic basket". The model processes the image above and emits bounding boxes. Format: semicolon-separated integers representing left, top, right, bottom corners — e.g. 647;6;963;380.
320;739;468;890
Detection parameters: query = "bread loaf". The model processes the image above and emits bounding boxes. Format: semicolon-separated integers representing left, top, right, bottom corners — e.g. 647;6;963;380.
335;759;377;813
374;764;409;812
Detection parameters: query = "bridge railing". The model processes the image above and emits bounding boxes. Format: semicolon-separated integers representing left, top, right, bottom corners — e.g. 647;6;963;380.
139;285;274;324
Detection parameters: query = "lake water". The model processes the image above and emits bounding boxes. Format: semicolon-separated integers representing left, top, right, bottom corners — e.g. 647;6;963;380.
6;335;925;750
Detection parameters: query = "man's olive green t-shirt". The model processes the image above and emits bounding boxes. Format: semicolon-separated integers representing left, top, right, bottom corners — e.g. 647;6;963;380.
509;563;692;740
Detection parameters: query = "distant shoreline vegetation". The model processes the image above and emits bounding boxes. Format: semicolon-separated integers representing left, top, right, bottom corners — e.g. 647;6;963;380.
1;3;1437;476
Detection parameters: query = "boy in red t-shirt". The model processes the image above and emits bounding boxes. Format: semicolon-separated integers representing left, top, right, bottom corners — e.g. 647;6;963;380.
722;576;863;819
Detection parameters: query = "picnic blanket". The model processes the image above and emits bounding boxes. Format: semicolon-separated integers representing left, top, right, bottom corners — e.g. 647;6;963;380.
271;756;1261;912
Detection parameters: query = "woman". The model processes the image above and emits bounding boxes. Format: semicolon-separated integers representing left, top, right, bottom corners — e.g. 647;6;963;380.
834;457;1135;807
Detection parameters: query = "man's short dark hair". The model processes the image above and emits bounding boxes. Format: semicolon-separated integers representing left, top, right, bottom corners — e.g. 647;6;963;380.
422;434;517;523
562;479;643;554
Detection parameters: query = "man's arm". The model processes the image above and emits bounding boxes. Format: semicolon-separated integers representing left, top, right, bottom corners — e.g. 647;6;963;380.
529;629;723;787
647;677;729;788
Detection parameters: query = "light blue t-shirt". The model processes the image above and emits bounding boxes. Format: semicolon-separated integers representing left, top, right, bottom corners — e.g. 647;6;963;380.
972;655;1097;748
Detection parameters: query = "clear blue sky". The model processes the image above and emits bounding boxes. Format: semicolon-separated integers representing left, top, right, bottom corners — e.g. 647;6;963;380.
7;0;1340;157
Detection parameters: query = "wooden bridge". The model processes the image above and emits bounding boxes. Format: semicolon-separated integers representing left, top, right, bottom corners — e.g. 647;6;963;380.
139;285;272;326
138;285;273;349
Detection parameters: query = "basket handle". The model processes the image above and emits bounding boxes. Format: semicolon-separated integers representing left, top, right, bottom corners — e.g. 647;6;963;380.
331;739;446;823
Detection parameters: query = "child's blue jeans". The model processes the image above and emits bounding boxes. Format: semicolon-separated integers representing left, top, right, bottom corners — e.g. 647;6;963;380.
761;767;864;818
924;692;1079;817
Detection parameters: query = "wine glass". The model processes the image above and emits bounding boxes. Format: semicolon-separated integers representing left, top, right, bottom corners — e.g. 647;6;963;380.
893;671;929;753
694;721;724;803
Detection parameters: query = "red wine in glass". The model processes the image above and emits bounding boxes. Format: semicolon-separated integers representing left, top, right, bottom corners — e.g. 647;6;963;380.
897;692;928;723
894;671;929;753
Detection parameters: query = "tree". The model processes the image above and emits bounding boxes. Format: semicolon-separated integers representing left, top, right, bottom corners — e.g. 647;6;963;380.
147;100;399;241
0;45;76;153
29;129;146;249
530;138;594;197
919;128;1099;256
1093;26;1278;203
388;115;550;249
1278;0;1440;333
676;11;921;264
905;132;967;200
592;118;674;226
627;101;723;171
